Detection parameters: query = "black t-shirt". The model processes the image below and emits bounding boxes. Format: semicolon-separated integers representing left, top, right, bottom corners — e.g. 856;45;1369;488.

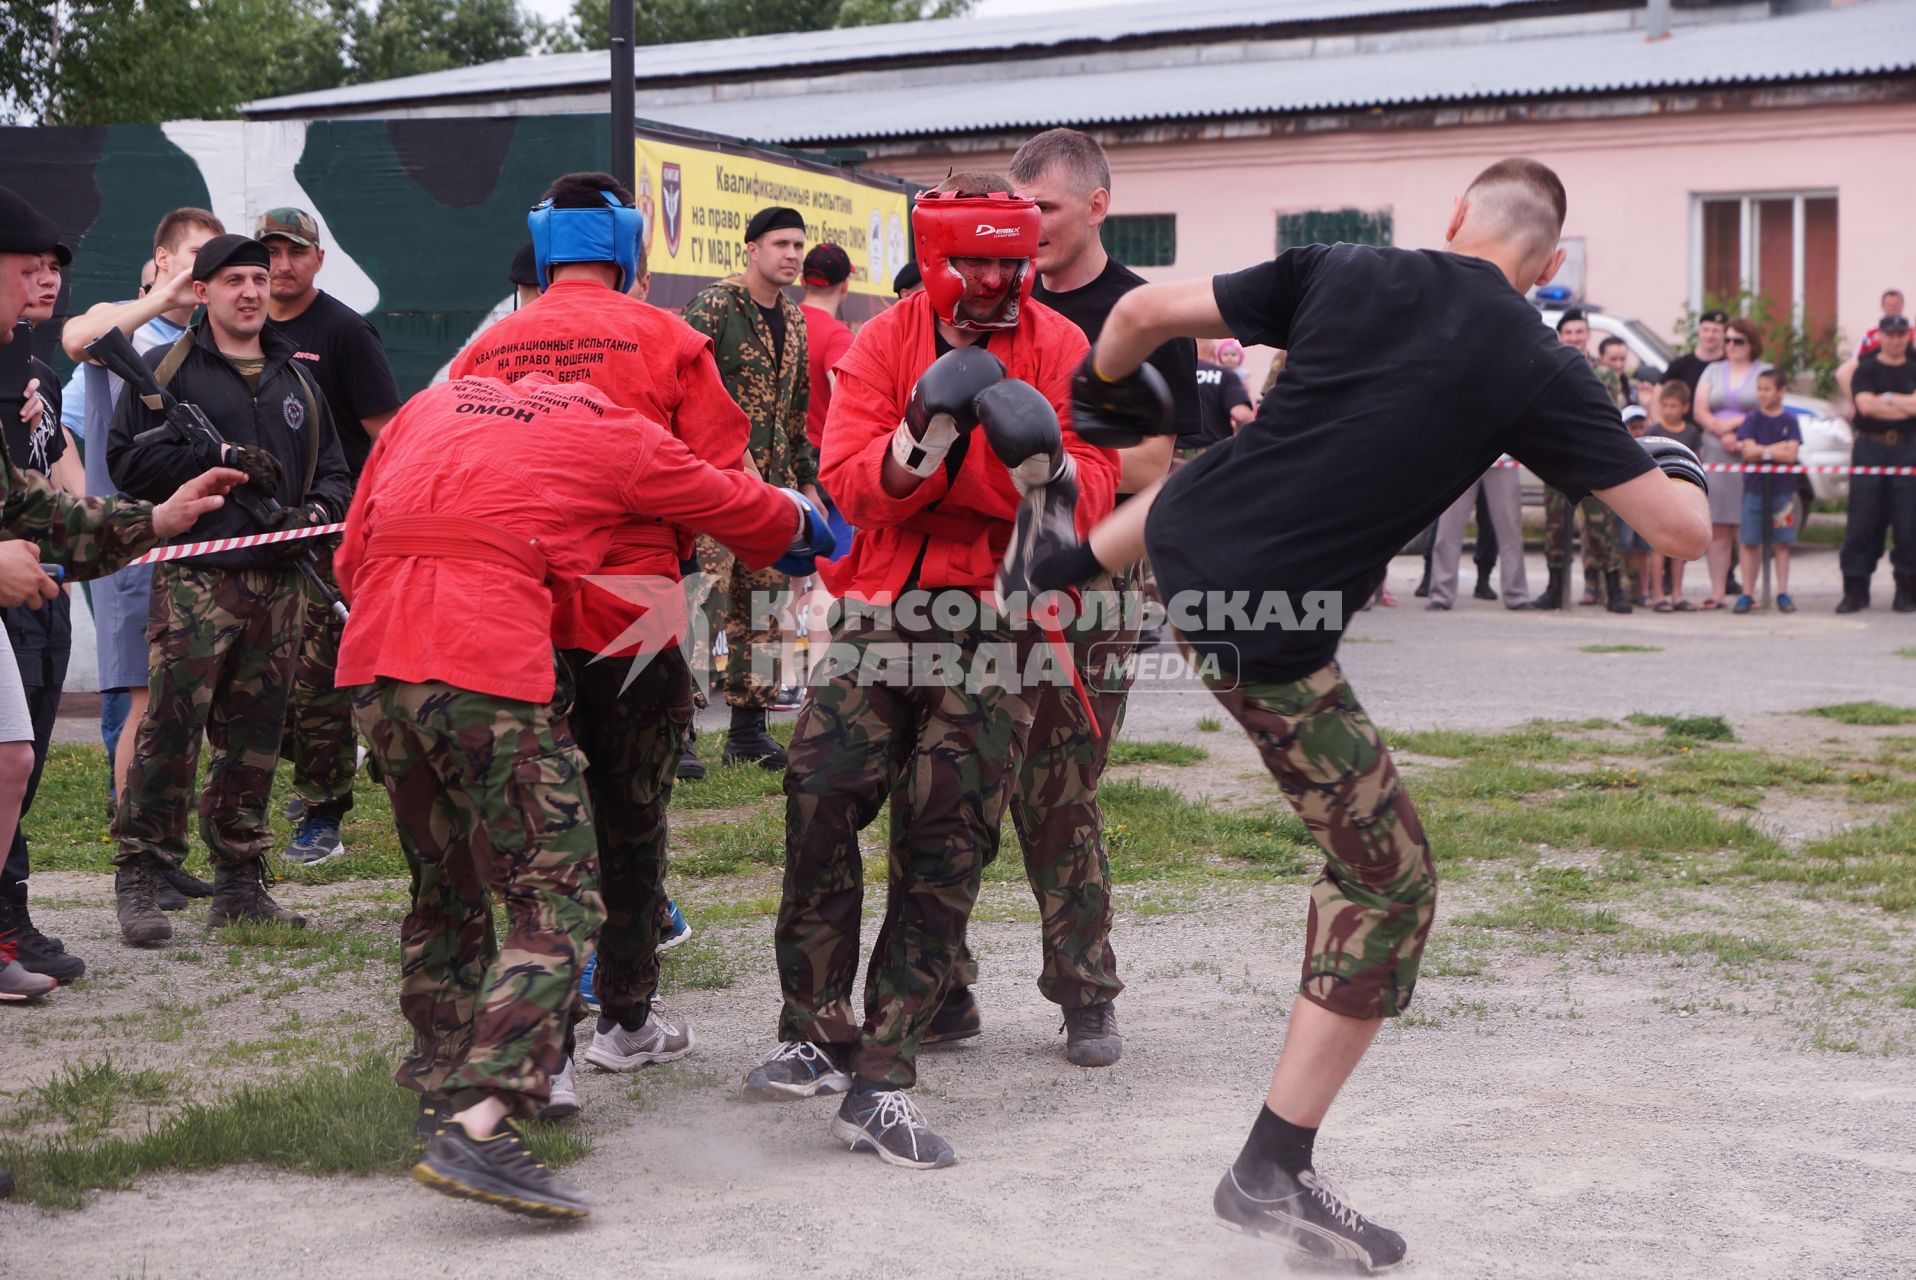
1664;350;1720;427
0;323;66;475
1035;257;1200;443
1147;244;1656;683
1852;356;1916;431
759;300;787;369
1188;359;1252;449
268;290;401;475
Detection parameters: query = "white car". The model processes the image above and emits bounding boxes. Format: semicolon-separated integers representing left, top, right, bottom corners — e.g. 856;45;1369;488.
1535;304;1851;504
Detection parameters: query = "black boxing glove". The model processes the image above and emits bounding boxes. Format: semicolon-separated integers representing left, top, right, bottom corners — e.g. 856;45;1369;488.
1641;436;1709;495
890;347;1006;478
995;470;1082;606
976;378;1073;491
1070;351;1174;450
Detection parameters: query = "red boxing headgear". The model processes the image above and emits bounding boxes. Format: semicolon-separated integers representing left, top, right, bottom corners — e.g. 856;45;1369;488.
912;190;1040;333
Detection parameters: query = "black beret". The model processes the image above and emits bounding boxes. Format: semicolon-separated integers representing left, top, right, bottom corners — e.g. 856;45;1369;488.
0;185;60;256
745;206;806;243
892;261;921;295
193;234;271;281
509;242;539;288
1698;309;1730;325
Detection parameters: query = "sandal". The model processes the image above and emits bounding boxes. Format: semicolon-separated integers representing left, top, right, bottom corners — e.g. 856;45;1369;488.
1672;600;1696;612
1653;600;1674;613
1699;598;1723;611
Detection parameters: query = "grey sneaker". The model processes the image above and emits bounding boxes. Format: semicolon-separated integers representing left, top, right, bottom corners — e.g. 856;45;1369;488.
282;817;345;867
1061;1001;1122;1067
539;1056;580;1121
831;1087;955;1170
580;1008;693;1072
413;1118;591;1220
0;956;56;1002
1213;1165;1407;1272
741;1041;851;1101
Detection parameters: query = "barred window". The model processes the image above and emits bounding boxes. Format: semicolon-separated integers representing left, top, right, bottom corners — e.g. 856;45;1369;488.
1277;208;1393;251
1101;214;1176;268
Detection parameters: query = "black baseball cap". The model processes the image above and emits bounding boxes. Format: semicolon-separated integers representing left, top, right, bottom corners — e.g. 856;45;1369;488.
0;185;60;256
1698;308;1730;325
509;242;539;288
1881;314;1912;334
803;243;851;287
192;234;271;281
1634;364;1666;384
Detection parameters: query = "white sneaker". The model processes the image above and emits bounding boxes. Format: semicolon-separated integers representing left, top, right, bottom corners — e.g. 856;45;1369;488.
581;1007;694;1072
539;1055;579;1120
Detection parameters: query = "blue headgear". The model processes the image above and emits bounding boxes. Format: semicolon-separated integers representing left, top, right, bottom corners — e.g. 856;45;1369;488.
526;190;644;292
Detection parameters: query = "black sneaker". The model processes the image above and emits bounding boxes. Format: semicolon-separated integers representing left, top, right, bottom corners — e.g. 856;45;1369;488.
922;987;982;1045
412;1092;449;1155
1061;1001;1122;1067
1214;1165;1406;1272
831;1087;955;1170
413;1118;591;1220
741;1040;852;1101
0;892;84;983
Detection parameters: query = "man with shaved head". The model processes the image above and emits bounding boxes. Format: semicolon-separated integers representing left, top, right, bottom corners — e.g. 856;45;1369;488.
1006;157;1713;1270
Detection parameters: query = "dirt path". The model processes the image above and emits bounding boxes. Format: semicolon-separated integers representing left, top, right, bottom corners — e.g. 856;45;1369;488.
5;869;1913;1279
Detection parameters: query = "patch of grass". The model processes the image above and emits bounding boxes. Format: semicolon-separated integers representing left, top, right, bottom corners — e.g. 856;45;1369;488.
1107;740;1207;767
1738;806;1916;912
1195;716;1223;733
674;807;785;877
1802;702;1916;727
1896;648;1916;660
659;935;747;990
670;759;787;810
1099;779;1315;882
1384;723;1596;762
1579;644;1663;655
1631;931;1798;967
1455;899;1626;936
0;1051;588;1211
1626;713;1736;742
26;1058;177;1137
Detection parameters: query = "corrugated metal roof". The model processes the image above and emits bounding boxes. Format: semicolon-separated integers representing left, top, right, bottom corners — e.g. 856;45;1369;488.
244;0;1537;113
637;1;1916;144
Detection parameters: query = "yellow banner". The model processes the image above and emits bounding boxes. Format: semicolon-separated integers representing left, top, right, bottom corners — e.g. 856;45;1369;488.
634;128;911;300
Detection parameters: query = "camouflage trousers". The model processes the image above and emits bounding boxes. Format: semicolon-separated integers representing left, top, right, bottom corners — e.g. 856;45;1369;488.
776;606;1040;1088
561;645;694;1030
951;571;1133;1008
113;562;301;871
353;674;603;1116
1207;661;1436;1019
693;534;790;709
285;545;356;821
1543;487;1621;576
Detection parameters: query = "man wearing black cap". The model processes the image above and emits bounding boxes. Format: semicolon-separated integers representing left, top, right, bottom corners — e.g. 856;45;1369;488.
683;206;815;766
893;261;922;299
1839;311;1916;613
258;207;401;868
106;233;353;946
1667;308;1729;411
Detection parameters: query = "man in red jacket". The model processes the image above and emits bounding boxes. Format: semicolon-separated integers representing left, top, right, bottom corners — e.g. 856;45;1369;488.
338;373;829;1220
448;171;751;1094
740;176;1118;1170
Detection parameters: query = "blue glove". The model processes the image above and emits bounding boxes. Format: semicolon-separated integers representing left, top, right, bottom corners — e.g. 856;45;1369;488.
774;488;838;576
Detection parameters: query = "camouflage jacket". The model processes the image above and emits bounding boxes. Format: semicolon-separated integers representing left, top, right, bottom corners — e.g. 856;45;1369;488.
681;277;814;490
1588;357;1627;409
2;458;158;580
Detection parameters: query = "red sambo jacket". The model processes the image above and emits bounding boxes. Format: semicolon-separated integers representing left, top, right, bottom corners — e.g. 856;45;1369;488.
447;278;751;656
818;291;1115;602
335;376;793;705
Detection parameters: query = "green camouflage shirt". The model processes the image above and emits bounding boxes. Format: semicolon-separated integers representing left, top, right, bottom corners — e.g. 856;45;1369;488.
1588;356;1627;409
2;459;159;579
681;277;814;490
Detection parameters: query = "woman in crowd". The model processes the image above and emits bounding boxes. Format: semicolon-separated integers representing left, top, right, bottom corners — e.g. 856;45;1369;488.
1692;317;1768;609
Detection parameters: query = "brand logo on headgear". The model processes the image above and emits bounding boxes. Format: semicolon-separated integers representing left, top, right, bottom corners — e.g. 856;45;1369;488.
973;224;1021;238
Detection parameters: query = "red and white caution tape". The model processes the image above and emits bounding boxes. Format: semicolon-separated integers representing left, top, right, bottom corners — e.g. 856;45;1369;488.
127;522;345;567
1488;460;1916;476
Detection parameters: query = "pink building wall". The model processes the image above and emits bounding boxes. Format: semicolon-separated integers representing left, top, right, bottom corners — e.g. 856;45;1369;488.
888;102;1916;393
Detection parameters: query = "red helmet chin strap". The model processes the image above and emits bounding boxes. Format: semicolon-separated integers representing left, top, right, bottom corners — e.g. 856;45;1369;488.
913;190;1040;333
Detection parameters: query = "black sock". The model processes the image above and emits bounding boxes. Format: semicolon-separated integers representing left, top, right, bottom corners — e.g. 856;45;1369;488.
1233;1105;1317;1194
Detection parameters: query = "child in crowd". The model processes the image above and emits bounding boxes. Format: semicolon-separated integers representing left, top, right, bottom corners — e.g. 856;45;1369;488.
1647;382;1699;610
1733;368;1802;613
1616;406;1658;603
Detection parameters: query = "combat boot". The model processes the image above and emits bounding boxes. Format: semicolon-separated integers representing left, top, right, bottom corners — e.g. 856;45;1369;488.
207;859;308;931
1534;566;1566;611
114;854;174;945
1604;570;1632;614
1834;576;1870;614
1895;576;1916;614
722;708;787;770
0;883;84;982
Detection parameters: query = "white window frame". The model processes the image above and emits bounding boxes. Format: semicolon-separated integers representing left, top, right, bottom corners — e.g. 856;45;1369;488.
1688;189;1837;327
